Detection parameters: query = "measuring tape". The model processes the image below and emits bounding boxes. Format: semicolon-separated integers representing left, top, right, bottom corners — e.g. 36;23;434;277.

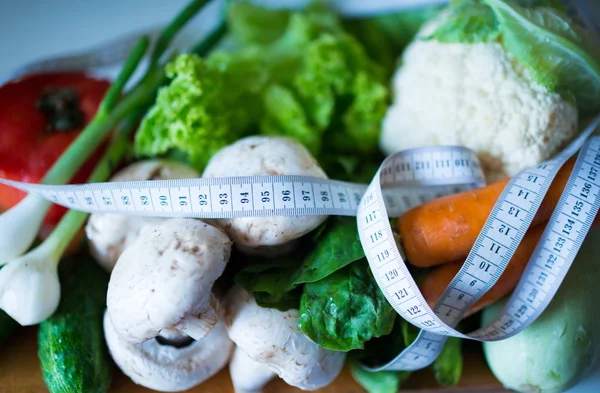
358;116;600;371
1;118;600;372
0;147;482;219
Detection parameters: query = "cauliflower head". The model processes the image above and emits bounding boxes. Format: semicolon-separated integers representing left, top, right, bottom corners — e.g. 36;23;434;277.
380;17;578;181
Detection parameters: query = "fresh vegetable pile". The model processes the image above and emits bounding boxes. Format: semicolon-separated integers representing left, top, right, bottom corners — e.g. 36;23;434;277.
1;1;600;393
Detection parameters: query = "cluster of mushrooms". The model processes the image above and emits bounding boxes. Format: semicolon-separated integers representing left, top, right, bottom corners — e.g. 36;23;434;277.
87;136;346;392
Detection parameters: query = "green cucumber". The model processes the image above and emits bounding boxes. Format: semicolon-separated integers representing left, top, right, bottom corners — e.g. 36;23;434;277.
482;227;600;393
0;309;18;345
38;254;112;393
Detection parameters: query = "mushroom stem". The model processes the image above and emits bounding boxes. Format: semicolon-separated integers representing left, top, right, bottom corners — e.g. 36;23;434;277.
224;286;346;391
176;296;219;341
230;347;276;393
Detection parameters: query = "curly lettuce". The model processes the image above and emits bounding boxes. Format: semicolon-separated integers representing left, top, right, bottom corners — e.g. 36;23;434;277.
134;53;266;169
135;2;389;173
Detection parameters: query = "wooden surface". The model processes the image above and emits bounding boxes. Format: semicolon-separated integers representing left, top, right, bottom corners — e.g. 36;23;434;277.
0;327;510;393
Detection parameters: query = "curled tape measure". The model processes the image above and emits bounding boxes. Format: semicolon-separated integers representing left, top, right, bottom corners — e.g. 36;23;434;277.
2;117;600;372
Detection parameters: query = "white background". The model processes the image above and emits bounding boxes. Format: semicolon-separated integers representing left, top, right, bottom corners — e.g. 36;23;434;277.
0;0;599;391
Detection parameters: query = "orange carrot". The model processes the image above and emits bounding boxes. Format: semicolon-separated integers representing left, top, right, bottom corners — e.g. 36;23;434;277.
398;158;576;268
420;216;600;318
419;225;544;318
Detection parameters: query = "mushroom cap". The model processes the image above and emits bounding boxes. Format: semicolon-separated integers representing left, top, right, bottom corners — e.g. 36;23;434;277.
86;160;200;272
202;136;328;253
104;312;233;392
107;218;232;344
224;285;345;390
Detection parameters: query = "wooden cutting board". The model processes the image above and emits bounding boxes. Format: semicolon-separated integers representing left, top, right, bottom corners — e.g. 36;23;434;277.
0;327;510;393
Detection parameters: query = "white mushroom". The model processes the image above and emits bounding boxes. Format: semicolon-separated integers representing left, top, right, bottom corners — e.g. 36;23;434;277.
107;218;232;343
224;285;345;391
86;160;200;271
104;312;233;392
230;347;277;393
202;136;328;256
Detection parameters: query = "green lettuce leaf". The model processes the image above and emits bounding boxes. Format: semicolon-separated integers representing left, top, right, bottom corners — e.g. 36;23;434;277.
134;53;266;169
485;0;600;112
260;84;322;155
433;336;463;386
349;359;411;393
298;261;396;351
343;5;442;74
136;4;388;172
431;0;501;42
266;30;389;157
401;319;464;387
227;1;290;46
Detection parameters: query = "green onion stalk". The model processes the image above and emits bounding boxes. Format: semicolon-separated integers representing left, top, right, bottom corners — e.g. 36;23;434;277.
0;0;226;325
0;112;140;326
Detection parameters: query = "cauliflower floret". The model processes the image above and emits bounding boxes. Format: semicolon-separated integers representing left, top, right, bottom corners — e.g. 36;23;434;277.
380;20;578;182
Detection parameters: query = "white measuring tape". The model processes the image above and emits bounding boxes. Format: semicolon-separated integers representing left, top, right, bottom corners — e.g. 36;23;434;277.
358;116;600;371
1;118;600;372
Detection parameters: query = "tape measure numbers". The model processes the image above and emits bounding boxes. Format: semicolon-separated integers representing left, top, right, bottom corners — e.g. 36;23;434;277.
357;117;600;371
1;123;599;372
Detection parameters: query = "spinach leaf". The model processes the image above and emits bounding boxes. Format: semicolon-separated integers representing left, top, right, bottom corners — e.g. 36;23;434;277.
485;0;600;112
349;359;411;393
254;289;303;311
401;318;420;346
400;319;463;386
433;336;463;386
293;217;364;284
234;217;365;310
298;261;396;351
234;257;301;310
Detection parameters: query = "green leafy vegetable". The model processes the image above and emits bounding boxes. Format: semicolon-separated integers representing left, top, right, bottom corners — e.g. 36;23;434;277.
234;258;301;310
400;319;464;386
343;5;442;74
136;3;388;172
292;217;364;284
431;0;500;42
433;336;463;386
349;359;411;393
234;218;364;309
260;25;388;157
260;84;321;154
227;1;290;45
484;0;600;112
298;261;396;351
134;53;265;169
347;316;413;391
